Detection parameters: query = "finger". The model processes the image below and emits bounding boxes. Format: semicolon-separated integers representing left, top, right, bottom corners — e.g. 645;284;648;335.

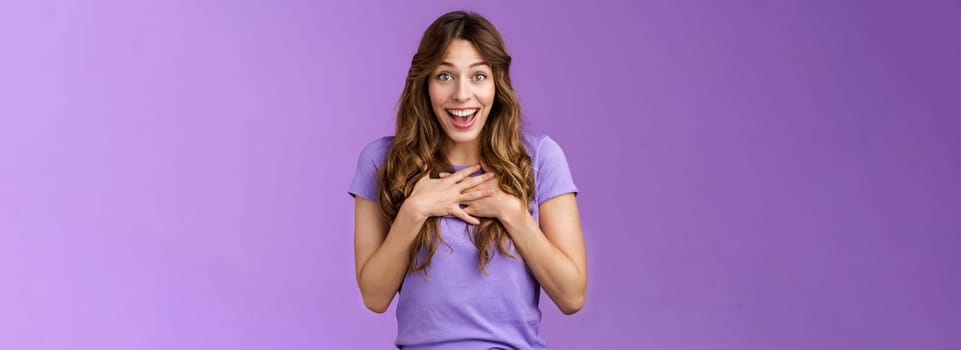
459;189;493;202
439;172;450;178
462;206;484;220
447;164;482;183
452;208;481;225
457;172;496;191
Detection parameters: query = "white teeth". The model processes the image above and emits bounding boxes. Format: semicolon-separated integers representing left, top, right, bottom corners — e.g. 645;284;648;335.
447;109;478;117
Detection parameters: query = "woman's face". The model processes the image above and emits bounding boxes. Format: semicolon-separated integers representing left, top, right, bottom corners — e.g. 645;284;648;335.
428;39;495;146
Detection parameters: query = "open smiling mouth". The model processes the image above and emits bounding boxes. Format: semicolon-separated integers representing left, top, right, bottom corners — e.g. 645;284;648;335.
445;108;479;129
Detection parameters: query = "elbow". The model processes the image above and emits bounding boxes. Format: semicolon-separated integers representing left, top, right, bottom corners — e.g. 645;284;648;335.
365;303;389;314
559;294;585;315
362;296;389;314
357;277;395;313
559;278;587;315
359;285;390;313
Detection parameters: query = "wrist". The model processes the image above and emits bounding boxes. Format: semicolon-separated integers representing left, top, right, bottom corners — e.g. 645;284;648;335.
499;198;529;227
399;199;428;222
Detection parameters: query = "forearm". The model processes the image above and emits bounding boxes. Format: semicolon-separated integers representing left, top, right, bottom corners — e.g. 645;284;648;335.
501;209;586;315
358;204;425;313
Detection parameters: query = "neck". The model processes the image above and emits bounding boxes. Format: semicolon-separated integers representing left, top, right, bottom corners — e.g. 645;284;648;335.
442;138;481;166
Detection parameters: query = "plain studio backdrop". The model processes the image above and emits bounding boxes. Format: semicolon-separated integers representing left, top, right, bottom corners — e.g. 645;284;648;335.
1;0;958;349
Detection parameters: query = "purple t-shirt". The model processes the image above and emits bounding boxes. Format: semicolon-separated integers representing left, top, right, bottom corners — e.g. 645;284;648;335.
349;134;577;349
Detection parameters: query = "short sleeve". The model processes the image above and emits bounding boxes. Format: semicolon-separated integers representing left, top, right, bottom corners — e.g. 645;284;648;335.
348;137;392;201
533;136;578;205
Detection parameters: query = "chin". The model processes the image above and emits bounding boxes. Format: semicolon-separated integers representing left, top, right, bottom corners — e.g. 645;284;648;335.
445;130;482;144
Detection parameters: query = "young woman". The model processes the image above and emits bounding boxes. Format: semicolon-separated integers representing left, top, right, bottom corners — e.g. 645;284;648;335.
349;10;586;349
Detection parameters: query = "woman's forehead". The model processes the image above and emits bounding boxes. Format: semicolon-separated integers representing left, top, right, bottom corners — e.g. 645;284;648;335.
440;40;486;64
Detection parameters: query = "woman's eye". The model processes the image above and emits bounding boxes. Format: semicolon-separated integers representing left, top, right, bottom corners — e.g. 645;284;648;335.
473;74;488;81
437;73;453;81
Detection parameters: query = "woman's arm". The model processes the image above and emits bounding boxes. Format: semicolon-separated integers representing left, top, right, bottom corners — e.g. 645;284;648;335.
455;165;587;315
491;193;588;315
353;197;424;313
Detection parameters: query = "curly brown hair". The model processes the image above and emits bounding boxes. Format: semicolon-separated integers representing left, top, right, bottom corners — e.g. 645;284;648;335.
376;11;535;275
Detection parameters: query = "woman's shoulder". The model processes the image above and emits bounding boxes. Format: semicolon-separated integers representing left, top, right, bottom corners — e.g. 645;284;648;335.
363;135;394;149
522;132;545;149
357;136;394;165
522;132;565;160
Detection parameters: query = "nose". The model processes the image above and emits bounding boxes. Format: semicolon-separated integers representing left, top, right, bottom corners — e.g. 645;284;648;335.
452;78;472;102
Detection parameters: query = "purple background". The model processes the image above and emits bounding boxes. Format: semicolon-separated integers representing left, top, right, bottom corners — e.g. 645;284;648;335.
2;0;959;349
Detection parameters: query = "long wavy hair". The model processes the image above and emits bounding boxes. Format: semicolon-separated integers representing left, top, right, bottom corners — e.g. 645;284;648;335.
377;11;534;275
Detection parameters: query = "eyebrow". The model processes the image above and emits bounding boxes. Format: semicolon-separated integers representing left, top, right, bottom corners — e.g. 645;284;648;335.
438;61;490;69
